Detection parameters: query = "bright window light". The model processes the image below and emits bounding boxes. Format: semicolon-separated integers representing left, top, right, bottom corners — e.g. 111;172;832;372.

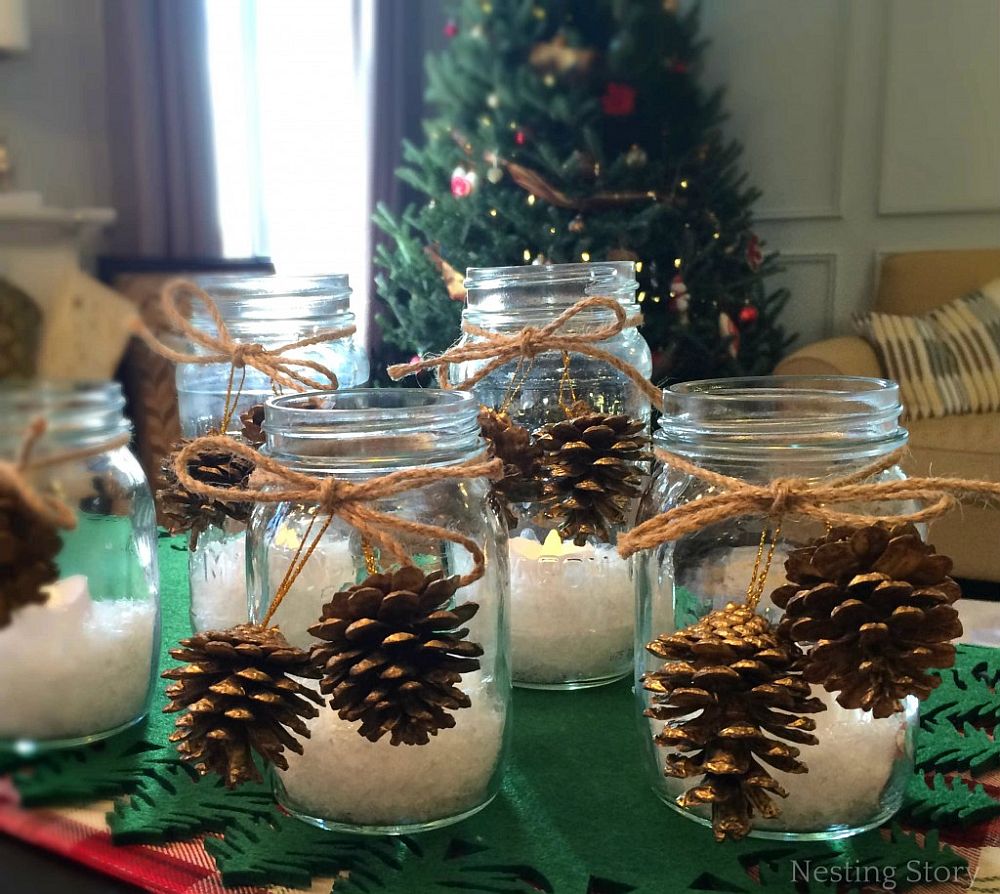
206;0;373;342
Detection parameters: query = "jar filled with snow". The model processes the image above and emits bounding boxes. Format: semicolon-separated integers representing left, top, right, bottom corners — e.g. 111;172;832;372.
247;388;510;834
175;274;369;634
0;381;160;752
634;376;921;839
452;262;652;689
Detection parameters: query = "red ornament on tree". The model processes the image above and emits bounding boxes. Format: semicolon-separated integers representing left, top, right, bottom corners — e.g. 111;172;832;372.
745;233;763;271
668;59;690;74
443;21;459;38
738;305;759;325
514;129;528;146
601;82;637;116
450;166;478;199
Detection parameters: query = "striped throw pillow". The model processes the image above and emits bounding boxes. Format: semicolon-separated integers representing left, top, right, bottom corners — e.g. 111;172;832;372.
854;278;1000;420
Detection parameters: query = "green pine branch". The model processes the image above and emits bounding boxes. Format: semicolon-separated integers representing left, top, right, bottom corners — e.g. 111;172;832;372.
903;772;1000;826
916;719;1000;775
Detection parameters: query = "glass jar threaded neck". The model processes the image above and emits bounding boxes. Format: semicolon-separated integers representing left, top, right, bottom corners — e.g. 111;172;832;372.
263;388;485;474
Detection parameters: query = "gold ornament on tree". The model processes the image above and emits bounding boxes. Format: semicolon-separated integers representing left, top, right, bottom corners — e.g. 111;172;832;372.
771;522;963;718
162;625;324;787
643;602;825;841
478;407;543;527
309;567;484;746
528;33;596;78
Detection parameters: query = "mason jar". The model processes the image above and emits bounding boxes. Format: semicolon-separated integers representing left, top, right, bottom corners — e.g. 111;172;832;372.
247;389;510;834
634;376;919;840
452;262;652;689
175;273;369;634
0;381;160;752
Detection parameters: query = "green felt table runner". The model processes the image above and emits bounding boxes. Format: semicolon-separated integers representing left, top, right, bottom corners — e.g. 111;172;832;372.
4;536;999;893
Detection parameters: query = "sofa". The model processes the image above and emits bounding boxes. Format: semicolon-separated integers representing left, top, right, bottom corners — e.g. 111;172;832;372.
775;248;1000;583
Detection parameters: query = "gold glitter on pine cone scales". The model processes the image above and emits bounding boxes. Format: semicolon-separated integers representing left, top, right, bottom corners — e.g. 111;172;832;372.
534;412;651;545
644;603;825;842
163;624;323;788
477;407;543;527
309;566;483;747
771;522;963;719
158;439;255;548
0;491;60;628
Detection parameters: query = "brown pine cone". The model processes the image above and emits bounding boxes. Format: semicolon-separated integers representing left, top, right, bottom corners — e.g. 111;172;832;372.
309;566;483;746
771;522;962;718
478;407;542;527
644;603;825;841
0;491;60;629
239;404;266;448
158;439;255;548
163;624;324;787
533;412;651;545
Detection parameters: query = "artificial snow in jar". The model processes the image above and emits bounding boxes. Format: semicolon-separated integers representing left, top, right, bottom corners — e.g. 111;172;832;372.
453;262;652;689
246;388;510;833
633;376;921;840
173;274;369;635
0;381;160;751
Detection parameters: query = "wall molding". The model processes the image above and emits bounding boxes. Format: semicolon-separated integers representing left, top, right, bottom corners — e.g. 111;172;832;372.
753;3;852;222
778;251;839;338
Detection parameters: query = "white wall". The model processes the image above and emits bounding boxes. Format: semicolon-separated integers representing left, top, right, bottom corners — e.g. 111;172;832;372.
697;0;1000;350
0;0;111;208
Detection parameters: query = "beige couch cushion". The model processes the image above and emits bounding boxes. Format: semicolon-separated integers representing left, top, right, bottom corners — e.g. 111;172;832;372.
877;248;1000;316
904;413;1000;581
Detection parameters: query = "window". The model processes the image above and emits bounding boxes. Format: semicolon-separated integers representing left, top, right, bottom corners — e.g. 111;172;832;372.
206;0;374;341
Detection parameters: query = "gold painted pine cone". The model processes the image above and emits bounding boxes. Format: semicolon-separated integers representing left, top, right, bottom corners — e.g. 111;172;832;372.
477;407;543;527
771;522;963;719
162;625;323;787
158;439;255;548
533;412;651;546
644;603;825;842
309;566;484;746
0;491;60;629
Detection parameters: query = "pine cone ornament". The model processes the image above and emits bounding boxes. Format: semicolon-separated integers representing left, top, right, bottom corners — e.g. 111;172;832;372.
163;624;324;787
771;522;962;718
0;492;60;629
644;603;825;841
158;440;255;548
478;407;542;527
239;404;266;448
533;412;651;545
309;566;484;746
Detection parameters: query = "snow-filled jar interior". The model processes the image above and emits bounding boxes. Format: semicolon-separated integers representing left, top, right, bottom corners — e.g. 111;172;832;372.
634;376;919;839
0;381;160;752
246;388;511;834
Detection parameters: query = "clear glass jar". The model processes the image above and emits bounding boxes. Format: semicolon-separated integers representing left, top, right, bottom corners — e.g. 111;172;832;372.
635;376;919;840
0;382;160;752
176;273;369;634
453;262;652;689
247;388;510;834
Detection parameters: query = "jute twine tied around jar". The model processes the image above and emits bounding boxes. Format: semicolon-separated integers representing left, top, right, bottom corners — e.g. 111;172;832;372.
387;294;664;407
172;435;503;625
618;446;1000;560
132;278;357;393
0;417;132;531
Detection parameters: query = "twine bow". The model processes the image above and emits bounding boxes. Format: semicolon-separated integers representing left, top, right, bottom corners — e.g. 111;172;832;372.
387;295;665;407
173;436;502;603
618;447;1000;558
0;418;132;532
133;278;356;392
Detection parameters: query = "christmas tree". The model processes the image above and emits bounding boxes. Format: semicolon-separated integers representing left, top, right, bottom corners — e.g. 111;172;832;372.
374;0;791;383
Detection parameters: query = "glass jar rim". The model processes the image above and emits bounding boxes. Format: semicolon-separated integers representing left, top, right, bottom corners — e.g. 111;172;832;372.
0;380;129;447
193;274;353;325
263;388;484;472
657;375;907;464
